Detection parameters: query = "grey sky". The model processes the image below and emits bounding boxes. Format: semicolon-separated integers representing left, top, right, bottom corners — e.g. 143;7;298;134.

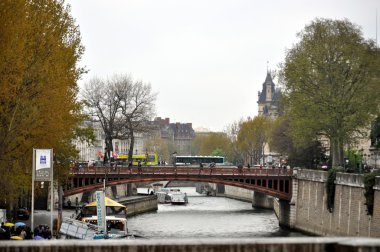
66;0;379;132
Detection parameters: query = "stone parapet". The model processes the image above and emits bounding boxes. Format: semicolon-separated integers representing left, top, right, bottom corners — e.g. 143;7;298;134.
297;169;327;182
119;195;158;217
373;177;380;191
335;173;364;188
2;237;380;251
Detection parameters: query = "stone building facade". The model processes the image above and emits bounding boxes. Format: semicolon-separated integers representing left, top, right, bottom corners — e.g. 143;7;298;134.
256;72;281;165
151;117;195;155
257;72;280;118
75;117;195;162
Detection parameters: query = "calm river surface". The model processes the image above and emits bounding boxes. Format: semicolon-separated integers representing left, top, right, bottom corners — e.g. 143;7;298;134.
127;188;306;239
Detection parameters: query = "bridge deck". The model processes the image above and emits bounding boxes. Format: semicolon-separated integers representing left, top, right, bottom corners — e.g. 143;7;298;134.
65;167;293;200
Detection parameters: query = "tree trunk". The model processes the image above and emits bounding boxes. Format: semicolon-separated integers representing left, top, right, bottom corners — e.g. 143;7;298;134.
331;136;344;167
104;137;113;164
128;129;135;164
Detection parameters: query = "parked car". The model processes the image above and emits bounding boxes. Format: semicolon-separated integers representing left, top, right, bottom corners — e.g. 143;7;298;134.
16;208;30;220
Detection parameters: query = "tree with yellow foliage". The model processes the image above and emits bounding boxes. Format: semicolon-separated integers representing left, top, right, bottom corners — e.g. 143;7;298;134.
237;116;270;165
0;0;85;209
191;133;234;162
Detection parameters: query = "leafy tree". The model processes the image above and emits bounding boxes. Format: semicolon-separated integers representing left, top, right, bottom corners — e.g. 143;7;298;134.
211;148;225;157
363;171;380;215
200;133;230;156
144;134;171;163
268;117;291;156
224;120;244;164
370;116;380;148
191;135;207;155
191;133;233;162
282;18;380;167
269;117;327;168
344;149;363;171
237;116;270;165
0;0;85;207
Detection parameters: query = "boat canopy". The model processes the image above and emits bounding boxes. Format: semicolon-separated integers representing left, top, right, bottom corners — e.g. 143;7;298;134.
82;197;127;218
85;197;126;208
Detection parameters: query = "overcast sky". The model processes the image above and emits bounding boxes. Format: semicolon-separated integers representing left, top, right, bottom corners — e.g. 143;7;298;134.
66;0;379;132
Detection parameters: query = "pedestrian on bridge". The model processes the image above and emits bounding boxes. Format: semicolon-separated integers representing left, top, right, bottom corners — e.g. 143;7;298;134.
138;161;142;173
199;163;204;175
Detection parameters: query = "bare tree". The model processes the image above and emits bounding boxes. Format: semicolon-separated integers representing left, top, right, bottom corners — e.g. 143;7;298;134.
117;80;157;163
81;76;124;163
82;74;156;165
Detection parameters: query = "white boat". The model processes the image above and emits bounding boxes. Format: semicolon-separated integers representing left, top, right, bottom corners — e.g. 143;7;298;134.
60;197;131;239
137;187;155;195
82;215;129;239
59;217;100;239
168;189;188;205
156;188;172;204
60;216;130;239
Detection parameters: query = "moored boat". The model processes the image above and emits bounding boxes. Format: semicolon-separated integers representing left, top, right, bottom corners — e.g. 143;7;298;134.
60;197;131;239
156;188;172;204
168;190;188;205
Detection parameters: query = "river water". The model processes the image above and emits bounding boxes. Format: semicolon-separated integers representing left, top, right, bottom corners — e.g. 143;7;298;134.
127;188;306;239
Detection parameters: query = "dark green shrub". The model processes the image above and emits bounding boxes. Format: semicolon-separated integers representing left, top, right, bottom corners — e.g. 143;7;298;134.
363;171;380;215
326;167;342;212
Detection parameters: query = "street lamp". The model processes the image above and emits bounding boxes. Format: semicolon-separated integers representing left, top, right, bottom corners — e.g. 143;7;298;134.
359;148;364;174
370;146;379;170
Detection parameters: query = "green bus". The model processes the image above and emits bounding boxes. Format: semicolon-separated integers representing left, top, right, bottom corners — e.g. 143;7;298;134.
175;156;225;166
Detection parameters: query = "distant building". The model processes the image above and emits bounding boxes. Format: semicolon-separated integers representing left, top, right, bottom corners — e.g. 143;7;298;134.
74;117;196;163
153;117;195;155
254;72;281;165
74;120;144;162
257;72;280;118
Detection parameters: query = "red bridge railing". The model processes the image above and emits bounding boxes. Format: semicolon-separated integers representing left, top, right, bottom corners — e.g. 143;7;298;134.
71;166;293;177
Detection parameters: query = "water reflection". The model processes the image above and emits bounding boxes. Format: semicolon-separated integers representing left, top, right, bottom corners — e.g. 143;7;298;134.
127;195;306;239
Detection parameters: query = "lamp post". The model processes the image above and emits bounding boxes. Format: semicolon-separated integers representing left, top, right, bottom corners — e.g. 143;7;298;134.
369;146;379;171
103;147;109;193
359;148;364;174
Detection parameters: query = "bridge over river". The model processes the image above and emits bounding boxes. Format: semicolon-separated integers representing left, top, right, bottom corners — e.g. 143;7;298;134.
62;166;380;238
64;166;293;200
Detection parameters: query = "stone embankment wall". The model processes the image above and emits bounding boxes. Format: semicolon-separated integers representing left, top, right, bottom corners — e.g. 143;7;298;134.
220;185;253;202
219;185;273;209
293;169;380;237
221;169;380;237
120;195;158;217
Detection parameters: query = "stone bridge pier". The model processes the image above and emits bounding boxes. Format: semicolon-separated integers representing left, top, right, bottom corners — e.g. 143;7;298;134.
273;168;298;228
251;169;298;229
